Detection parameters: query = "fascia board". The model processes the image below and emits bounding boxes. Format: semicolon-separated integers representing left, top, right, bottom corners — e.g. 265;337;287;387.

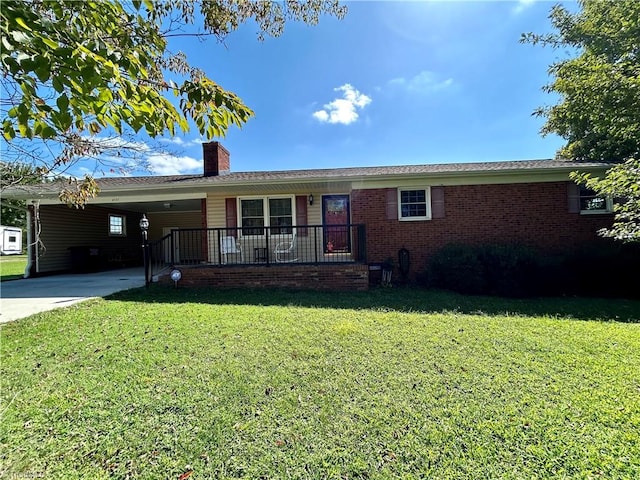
351;166;609;189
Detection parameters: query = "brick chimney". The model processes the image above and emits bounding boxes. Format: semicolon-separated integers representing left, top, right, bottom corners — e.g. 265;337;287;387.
202;141;230;177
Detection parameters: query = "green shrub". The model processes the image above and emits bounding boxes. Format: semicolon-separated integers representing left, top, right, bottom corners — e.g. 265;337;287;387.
422;241;640;299
560;241;640;299
424;244;485;294
480;244;540;297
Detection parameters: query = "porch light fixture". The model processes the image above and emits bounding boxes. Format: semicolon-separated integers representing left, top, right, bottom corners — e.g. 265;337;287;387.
139;214;149;236
309;194;314;206
139;214;150;288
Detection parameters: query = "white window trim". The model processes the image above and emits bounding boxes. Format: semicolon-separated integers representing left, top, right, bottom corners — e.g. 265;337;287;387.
398;186;432;221
579;188;613;215
237;195;296;236
108;213;127;237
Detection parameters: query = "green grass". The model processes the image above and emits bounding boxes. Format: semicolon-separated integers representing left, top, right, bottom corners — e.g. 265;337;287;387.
1;287;639;479
0;254;26;281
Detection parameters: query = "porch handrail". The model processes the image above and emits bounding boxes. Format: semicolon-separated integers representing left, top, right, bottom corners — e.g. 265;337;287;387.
148;224;366;270
148;233;172;279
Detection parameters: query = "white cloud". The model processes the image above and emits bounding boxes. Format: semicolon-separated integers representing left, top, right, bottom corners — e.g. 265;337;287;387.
74;135;204;176
312;84;372;125
389;71;453;94
147;153;202;175
513;0;536;15
160;136;204;147
161;137;185;145
81;136;151;152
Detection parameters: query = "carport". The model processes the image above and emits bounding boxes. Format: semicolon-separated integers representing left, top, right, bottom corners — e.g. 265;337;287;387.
0;268;144;323
25;193;205;277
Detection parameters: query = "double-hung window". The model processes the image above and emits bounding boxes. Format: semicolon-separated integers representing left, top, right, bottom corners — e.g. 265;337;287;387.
109;214;126;236
398;187;431;221
240;196;294;235
579;186;612;214
241;199;265;235
268;198;293;234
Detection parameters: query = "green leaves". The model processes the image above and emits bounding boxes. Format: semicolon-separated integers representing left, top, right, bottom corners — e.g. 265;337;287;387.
571;158;640;241
0;0;258;149
0;0;346;206
526;0;640;242
523;0;640;163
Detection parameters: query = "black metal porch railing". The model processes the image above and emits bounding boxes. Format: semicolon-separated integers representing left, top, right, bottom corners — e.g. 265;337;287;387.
148;224;366;278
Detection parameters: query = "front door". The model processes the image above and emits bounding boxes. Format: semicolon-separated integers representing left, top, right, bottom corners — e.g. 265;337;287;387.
322;195;351;254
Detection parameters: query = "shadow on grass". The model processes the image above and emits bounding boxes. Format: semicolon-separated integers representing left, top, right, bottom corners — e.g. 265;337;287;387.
108;285;640;323
0;274;24;282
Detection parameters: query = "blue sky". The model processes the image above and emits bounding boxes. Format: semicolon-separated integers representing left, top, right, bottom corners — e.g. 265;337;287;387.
128;0;573;175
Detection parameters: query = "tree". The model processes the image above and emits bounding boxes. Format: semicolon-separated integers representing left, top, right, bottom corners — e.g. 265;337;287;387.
1;0;346;205
0;162;44;229
522;0;640;241
570;159;640;242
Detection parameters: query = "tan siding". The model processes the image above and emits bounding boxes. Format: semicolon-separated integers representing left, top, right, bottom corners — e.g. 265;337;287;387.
37;205;140;273
203;194;228;262
146;211;202;241
307;202;323;225
204;191;350;264
206;193;227;229
206;190;342;229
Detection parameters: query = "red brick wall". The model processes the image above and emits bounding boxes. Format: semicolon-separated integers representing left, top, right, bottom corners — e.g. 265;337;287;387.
351;182;613;278
159;264;369;291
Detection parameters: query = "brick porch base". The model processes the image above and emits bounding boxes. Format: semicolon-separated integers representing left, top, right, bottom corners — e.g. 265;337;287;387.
158;263;369;291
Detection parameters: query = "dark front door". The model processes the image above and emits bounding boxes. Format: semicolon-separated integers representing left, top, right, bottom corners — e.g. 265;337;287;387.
322;195;351;254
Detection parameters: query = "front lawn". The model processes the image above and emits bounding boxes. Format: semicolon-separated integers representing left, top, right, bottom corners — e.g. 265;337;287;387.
1;287;639;479
0;254;26;281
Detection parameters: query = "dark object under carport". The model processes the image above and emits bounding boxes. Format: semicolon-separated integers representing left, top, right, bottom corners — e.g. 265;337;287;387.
69;246;101;272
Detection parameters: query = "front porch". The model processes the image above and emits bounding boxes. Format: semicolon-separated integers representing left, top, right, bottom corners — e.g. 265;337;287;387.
149;224;369;291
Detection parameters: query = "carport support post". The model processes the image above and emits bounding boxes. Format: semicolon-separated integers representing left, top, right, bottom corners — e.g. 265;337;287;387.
139;214;150;288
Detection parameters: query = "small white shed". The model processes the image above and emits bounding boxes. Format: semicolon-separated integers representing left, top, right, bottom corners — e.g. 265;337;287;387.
0;226;22;255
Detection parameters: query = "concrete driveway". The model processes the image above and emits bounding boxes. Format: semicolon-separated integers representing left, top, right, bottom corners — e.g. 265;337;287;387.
0;268;145;323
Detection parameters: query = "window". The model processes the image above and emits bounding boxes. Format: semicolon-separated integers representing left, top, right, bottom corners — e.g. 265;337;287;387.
398;187;431;221
240;196;294;235
580;186;612;214
241;199;265;235
268;198;293;234
109;214;126;236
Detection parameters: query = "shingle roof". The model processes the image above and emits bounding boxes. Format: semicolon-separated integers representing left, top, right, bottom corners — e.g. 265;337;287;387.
90;159;608;189
4;159;610;199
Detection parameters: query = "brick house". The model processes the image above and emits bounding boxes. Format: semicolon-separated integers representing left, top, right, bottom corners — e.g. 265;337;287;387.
10;142;613;290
